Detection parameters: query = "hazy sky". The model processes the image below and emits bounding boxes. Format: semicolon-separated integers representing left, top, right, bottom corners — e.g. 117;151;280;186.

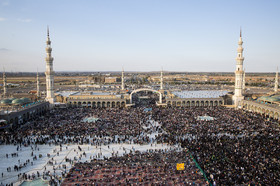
0;0;279;72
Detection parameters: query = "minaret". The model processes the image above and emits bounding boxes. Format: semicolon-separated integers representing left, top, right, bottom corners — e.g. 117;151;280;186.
45;27;55;103
275;67;278;92
233;29;245;107
121;67;125;90
242;68;245;92
160;68;163;90
37;70;40;97
3;68;7;97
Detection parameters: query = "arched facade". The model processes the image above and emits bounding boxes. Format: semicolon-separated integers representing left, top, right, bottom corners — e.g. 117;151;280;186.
130;88;162;104
0;102;49;125
68;99;126;108
241;100;280;121
166;98;223;107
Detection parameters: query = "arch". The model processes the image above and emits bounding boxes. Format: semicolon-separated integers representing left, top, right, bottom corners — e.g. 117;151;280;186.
196;101;199;107
201;101;204;107
97;102;101;108
102;101;106;108
116;101;120;107
191;101;195;107
265;109;270;116
92;102;96;108
210;101;213;107
121;101;125;107
130;88;162;104
82;101;86;107
186;101;190;107
214;100;218;106
87;101;91;107
182;101;186;107
112;101;115;108
205;101;209;107
167;101;171;107
269;111;274;118
107;101;111;108
177;101;181;107
274;112;279;120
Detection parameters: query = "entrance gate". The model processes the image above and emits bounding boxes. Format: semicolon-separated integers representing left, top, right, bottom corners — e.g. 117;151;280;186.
130;89;162;104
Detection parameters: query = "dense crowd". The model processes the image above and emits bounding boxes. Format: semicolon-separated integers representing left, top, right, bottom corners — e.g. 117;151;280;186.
0;107;158;146
62;149;206;185
0;106;280;185
153;107;280;185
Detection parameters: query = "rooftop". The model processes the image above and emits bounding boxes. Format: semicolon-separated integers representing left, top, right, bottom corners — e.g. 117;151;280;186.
172;90;228;98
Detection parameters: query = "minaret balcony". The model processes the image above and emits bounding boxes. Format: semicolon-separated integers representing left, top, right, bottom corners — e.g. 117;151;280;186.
237;48;243;52
45;57;54;62
46;47;52;52
235;57;244;61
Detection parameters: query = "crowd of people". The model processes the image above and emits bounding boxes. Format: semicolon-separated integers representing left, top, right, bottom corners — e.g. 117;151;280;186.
153;107;280;185
0;107;159;146
0;106;279;185
62;149;206;185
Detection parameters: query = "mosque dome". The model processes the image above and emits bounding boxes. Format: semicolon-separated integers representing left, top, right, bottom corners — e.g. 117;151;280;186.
20;97;31;104
12;99;23;105
270;96;280;102
0;99;12;104
258;96;269;101
258;95;280;102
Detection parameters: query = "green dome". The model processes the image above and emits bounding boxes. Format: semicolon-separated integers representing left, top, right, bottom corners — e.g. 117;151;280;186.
258;95;280;102
20;97;31;104
0;99;12;104
12;99;23;104
258;96;269;101
269;96;280;102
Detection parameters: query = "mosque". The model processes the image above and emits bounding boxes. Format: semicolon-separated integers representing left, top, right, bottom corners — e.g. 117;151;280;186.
0;28;280;126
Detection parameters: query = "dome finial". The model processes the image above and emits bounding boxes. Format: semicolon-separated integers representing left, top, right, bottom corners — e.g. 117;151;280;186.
47;26;49;37
240;27;242;37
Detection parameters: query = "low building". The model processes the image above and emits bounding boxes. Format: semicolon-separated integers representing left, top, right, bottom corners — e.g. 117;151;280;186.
105;77;121;84
0;100;49;125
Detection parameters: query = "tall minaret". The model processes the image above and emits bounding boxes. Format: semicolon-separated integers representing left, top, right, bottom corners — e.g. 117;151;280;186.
233;29;245;107
37;70;40;97
3;68;7;97
275;67;278;92
242;68;245;92
160;68;163;90
45;27;55;103
121;67;125;90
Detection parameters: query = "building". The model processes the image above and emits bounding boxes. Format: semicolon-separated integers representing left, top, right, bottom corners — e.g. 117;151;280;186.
45;27;55;104
232;29;245;107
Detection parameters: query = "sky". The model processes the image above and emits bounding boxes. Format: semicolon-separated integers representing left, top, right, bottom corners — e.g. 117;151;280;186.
0;0;280;72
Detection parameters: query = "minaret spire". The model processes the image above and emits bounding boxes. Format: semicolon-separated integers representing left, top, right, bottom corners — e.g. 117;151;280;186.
3;67;7;98
275;67;278;92
233;29;245;107
121;67;125;90
37;69;40;98
45;27;55;103
160;68;163;90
